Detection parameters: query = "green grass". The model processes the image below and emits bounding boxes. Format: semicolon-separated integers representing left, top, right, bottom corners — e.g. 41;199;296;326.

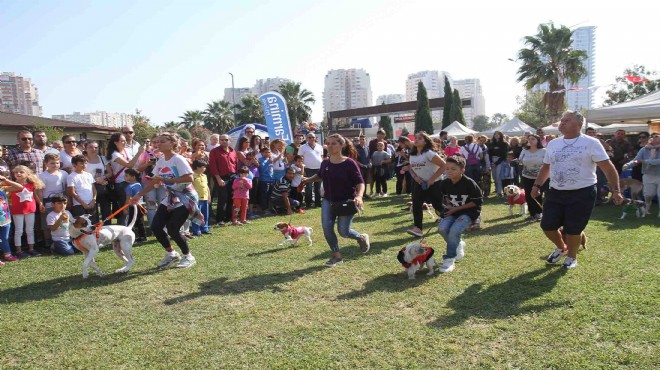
1;183;659;369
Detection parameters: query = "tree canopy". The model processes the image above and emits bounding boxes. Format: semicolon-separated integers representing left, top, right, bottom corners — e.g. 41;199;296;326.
414;81;434;134
604;65;659;106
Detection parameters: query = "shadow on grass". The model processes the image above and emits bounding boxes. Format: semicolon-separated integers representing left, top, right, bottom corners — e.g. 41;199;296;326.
164;265;325;305
0;267;161;304
307;235;414;261
336;271;435;300
473;218;533;236
428;267;566;329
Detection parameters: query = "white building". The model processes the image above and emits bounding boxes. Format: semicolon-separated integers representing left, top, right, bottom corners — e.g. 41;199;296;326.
252;77;292;96
223;87;253;107
323;69;373;113
376;94;404;105
453;79;486;127
51;111;133;128
406;70;452;121
566;26;596;111
0;72;43;116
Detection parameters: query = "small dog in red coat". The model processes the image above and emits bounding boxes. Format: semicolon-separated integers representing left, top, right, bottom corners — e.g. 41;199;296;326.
504;185;527;216
397;241;436;280
274;222;313;247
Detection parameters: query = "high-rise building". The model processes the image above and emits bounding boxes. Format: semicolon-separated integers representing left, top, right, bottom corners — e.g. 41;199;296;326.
252;77;291;96
0;72;43;116
376;94;405;105
323;69;372;113
223;87;253;107
566;26;596;111
51;111;133;128
405;71;452;102
453;79;486;127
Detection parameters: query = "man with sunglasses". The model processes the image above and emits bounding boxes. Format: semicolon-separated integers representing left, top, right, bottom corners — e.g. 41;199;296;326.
298;132;323;208
7;131;44;175
121;125;142;160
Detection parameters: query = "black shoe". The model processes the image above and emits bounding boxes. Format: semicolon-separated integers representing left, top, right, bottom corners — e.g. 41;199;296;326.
136;237;148;243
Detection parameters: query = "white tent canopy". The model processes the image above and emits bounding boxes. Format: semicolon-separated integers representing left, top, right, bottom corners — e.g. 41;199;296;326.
541;121;601;135
594;123;649;135
431;121;477;139
480;116;534;136
587;90;660;124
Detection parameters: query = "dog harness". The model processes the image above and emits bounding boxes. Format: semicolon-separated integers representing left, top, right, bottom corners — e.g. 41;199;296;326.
397;246;434;268
72;228;100;252
280;225;306;239
507;189;526;206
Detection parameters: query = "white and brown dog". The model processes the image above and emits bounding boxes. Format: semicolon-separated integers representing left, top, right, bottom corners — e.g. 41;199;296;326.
405;201;437;220
274;222;313;247
69;205;138;278
503;185;527;216
620;198;648;219
397;241;436;280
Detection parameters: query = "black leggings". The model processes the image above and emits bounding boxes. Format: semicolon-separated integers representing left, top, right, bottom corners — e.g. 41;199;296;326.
522;176;543;217
411;181;443;229
151;204;189;255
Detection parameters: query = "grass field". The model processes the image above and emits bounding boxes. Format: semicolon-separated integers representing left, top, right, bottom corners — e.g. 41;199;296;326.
1;186;658;369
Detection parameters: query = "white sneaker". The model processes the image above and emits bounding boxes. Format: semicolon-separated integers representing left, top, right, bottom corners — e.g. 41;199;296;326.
176;254;196;268
455;241;465;261
439;258;455;273
562;256;577;269
545;248;567;264
382;193;388;198
157;251;181;268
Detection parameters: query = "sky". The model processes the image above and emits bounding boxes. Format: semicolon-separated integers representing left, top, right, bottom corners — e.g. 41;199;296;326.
2;0;659;125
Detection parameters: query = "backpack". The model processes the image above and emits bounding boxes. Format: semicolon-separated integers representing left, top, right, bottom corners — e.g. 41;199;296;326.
464;144;480;166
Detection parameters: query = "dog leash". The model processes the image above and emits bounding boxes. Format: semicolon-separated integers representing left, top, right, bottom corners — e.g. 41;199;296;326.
532;196;543;210
419;225;436;244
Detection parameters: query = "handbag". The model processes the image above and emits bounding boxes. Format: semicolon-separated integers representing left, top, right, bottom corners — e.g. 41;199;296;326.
330;199;358;217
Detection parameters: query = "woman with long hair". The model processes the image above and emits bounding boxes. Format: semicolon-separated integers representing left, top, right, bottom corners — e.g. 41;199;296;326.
487;131;509;197
106;132;144;224
129;132;200;269
407;131;446;237
342;138;358;161
395;136;412;195
519;134;546;220
250;135;264;155
302;134;369;267
136;134;165;224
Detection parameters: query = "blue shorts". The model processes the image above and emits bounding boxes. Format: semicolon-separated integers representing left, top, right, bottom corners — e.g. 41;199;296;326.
540;185;597;235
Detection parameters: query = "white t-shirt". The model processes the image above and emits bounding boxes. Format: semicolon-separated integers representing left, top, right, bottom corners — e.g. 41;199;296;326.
271;151;286;172
38;170;67;208
519;148;546;179
110;150;129;183
152;153;194;207
85;157;106;180
409;150;441;182
67;171;95;205
47;210;73;242
298;143;324;169
59;151;76;170
290;164;303;187
543;134;609;190
124;140;142;160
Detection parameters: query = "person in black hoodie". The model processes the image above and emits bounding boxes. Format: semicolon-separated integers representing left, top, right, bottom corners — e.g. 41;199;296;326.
487;131;509;197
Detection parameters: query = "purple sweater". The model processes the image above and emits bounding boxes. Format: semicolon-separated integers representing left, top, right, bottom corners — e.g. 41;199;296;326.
318;158;364;202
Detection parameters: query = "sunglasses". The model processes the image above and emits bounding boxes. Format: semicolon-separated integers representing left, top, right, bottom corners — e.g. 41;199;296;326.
123;131;134;134
219;139;229;141
20;137;33;141
64;141;77;144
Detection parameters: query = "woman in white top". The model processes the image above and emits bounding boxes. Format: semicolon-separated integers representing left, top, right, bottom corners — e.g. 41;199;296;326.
59;135;82;173
519;134;546;220
407;131;447;237
84;141;112;225
106;132;144;225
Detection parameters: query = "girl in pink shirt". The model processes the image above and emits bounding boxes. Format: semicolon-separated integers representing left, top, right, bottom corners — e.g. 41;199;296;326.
231;167;252;225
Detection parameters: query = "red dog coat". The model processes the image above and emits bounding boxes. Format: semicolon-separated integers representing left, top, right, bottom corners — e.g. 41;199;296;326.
507;189;526;206
280;225;306;239
397;246;435;268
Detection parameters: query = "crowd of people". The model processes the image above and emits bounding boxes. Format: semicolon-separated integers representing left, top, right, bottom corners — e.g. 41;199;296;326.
0;112;656;270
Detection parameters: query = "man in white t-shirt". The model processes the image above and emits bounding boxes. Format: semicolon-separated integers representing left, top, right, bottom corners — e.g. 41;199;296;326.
297;132;324;208
532;111;622;269
121;125;142;160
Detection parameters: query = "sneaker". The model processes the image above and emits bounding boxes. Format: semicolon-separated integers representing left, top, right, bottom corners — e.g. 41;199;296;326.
3;254;19;262
357;233;370;253
297;208;305;214
157;251;181;268
455;240;466;261
534;214;542;221
240;220;250;225
439;258;455;273
382;193;388;198
217;221;226;227
27;250;41;257
16;251;31;260
406;227;423;237
324;256;344;267
546;248;567;264
232;221;242;226
176;254;196;269
562;256;577;269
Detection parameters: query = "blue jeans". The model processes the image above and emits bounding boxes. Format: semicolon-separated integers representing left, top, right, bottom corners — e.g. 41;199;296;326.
492;161;504;196
321;199;362;253
437;214;472;259
191;200;210;234
0;224;10;255
52;240;76;256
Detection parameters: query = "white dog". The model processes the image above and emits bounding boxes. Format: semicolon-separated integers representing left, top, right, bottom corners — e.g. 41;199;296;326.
397;241;436;280
274;222;313;247
405;201;437;220
503;185;527;216
69;205;138;278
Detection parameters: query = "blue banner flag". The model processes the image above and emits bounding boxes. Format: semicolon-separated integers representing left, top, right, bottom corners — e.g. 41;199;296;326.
260;91;293;144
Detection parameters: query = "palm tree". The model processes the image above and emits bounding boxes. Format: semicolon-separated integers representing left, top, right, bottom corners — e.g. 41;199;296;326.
276;81;315;130
161;121;182;131
203;100;234;133
235;94;264;125
516;22;587;120
179;110;205;130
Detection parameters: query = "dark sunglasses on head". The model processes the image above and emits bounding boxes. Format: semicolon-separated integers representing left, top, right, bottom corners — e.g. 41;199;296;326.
21;137;33;141
123;131;134;134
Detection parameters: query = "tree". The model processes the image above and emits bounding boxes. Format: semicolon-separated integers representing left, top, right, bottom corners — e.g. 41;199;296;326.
177;130;191;140
471;115;492;132
441;75;453;128
161;121;182;131
379;115;393;140
203;100;234;134
516;22;588;120
132;109;159;143
451;89;466;125
190;125;213;142
490;113;509;128
179;110;205;130
235;94;265;125
33;124;63;143
514;91;556;128
414;81;434;134
276;81;315;131
604;65;660;105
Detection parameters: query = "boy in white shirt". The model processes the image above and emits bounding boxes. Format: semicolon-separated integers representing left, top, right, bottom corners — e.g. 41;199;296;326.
289;155;305;212
38;153;68;246
67;155;97;220
47;194;76;256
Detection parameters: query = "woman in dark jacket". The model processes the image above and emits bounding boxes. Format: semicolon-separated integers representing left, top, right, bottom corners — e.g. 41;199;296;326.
487;131;509;197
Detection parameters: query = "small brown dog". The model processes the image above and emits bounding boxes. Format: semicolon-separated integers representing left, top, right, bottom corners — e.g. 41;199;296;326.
560;228;588;250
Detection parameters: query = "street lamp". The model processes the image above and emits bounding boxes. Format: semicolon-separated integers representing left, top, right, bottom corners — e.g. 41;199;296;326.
229;72;237;124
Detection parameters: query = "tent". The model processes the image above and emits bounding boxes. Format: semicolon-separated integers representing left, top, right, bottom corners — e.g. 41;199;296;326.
431;121;477;139
594;123;649;135
227;123;269;148
541;121;601;135
587;90;660;124
480;116;534;136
